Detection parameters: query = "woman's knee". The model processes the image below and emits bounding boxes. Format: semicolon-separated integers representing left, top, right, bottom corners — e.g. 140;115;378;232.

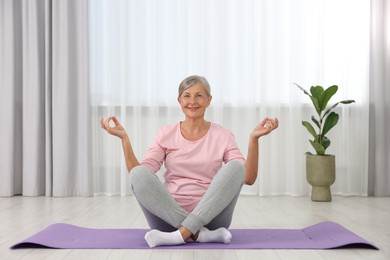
129;166;156;189
225;160;246;183
129;165;142;183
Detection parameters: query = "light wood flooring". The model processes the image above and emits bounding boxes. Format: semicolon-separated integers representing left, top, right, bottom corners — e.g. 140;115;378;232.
0;195;389;260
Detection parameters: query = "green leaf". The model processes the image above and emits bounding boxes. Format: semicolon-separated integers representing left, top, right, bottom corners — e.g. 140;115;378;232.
321;85;338;110
322;112;339;137
322;136;331;150
310;86;324;99
340;100;355;104
323;99;355;119
310;86;324;112
310;140;325;155
305;151;313;155
294;83;311;96
311;116;320;129
302;121;317;139
310;96;321;115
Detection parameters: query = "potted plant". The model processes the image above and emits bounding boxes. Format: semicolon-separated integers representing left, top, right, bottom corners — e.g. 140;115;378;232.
295;84;355;201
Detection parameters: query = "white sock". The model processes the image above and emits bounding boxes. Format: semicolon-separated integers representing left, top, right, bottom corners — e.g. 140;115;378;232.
196;227;232;244
144;229;185;248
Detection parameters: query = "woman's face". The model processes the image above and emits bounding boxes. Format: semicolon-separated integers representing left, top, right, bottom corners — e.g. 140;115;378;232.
178;83;212;120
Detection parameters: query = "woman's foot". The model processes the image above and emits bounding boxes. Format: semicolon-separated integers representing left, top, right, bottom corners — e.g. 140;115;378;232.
144;229;185;248
196;227;232;244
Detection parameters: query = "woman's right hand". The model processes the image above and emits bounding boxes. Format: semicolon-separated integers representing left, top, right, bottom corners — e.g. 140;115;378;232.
101;116;139;172
100;116;127;140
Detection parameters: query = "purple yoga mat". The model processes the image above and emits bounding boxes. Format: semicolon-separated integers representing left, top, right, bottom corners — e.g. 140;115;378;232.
10;221;378;250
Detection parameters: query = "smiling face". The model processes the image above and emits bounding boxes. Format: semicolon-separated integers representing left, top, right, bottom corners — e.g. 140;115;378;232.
178;83;212;120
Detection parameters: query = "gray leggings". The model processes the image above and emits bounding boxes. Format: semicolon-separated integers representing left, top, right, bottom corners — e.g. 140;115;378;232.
130;160;245;234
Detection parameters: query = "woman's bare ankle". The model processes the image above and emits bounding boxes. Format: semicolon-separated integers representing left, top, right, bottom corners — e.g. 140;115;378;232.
179;226;193;241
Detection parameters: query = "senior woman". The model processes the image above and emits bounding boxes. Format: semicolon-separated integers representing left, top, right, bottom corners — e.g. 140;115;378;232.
100;75;278;247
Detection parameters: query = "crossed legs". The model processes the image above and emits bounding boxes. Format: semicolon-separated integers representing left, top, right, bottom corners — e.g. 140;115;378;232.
130;160;245;247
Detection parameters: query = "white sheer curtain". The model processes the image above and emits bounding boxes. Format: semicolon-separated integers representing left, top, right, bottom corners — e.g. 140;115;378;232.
89;0;370;196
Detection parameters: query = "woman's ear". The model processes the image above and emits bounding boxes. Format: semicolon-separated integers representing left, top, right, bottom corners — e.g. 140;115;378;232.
207;95;212;106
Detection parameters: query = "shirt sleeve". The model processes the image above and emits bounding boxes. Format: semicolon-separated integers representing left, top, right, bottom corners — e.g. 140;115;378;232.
139;132;166;173
223;132;246;165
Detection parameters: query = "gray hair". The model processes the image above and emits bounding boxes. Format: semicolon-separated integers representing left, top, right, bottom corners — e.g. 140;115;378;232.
178;75;211;97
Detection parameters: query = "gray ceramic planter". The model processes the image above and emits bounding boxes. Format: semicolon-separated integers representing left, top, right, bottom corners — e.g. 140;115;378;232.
306;155;335;202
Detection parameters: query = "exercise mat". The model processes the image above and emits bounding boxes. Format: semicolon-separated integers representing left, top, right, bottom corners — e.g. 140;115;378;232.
10;221;378;250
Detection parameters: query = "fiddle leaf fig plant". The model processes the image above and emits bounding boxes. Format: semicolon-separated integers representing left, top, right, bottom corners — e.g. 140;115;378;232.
295;83;355;155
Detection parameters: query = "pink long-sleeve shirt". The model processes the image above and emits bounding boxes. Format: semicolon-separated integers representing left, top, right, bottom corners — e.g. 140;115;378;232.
140;122;246;213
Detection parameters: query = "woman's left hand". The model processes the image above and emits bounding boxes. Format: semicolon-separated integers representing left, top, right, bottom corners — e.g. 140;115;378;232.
251;117;279;140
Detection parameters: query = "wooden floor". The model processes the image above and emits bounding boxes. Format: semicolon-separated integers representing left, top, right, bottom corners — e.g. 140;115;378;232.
0;195;389;260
